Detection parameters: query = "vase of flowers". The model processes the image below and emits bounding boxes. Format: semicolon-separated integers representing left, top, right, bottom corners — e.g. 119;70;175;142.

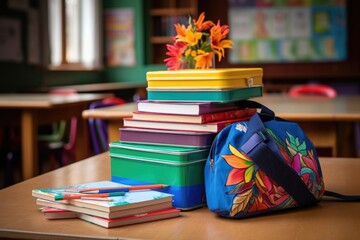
164;12;233;70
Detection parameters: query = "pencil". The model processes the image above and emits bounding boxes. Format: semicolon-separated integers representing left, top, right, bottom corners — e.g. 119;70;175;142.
80;197;113;201
79;184;169;193
64;184;168;193
54;192;125;201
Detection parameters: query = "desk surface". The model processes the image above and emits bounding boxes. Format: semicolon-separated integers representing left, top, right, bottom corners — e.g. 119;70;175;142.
0;153;359;240
34;82;146;93
82;102;137;120
0;93;111;109
254;94;360;121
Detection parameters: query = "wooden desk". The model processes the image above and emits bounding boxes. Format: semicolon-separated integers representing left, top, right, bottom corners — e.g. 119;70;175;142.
0;93;111;180
47;82;146;93
82;103;137;142
254;94;360;157
0;153;359;240
82;94;360;157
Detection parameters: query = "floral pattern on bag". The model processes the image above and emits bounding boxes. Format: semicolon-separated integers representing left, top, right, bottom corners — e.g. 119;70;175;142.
222;130;325;217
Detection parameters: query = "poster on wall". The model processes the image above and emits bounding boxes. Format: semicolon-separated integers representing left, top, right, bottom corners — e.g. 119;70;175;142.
105;8;136;67
228;0;347;63
27;8;40;65
0;18;23;62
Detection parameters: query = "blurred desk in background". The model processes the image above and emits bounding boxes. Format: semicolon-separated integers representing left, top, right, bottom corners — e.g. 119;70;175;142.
82;103;137;142
81;95;359;157
33;82;147;102
48;82;146;93
0;93;112;180
254;94;360;157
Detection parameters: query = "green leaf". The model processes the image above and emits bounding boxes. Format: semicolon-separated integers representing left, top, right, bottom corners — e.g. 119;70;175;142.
287;131;296;144
298;141;307;151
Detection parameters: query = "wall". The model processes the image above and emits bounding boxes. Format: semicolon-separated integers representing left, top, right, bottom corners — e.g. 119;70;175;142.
102;0;165;84
0;1;103;93
0;0;358;94
0;0;166;93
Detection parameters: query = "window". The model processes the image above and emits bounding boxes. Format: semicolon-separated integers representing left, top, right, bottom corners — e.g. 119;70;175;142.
48;0;102;70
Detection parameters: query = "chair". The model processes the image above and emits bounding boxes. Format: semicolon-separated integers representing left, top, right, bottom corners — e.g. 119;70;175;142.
288;84;338;157
88;98;125;155
288;84;337;98
1;126;22;187
38;89;78;172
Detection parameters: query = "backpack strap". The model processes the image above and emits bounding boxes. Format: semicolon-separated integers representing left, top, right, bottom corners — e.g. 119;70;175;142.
240;113;317;207
237;100;275;120
323;190;360;201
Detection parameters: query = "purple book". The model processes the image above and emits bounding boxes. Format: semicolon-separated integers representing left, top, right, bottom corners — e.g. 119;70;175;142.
137;100;240;116
119;128;215;147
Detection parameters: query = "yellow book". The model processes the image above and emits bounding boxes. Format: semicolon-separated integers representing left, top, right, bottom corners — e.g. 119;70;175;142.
146;68;263;89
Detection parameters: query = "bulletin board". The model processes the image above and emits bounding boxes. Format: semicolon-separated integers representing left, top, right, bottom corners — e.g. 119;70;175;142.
228;0;347;63
105;8;136;67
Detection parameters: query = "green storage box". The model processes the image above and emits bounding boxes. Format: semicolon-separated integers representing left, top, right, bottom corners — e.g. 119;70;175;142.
109;142;209;209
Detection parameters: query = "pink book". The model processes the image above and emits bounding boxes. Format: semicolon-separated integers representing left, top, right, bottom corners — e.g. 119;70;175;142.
123;116;252;133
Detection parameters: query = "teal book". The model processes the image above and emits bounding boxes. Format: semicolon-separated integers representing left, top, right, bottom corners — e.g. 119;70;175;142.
33;181;174;219
146;86;263;102
109;142;210;163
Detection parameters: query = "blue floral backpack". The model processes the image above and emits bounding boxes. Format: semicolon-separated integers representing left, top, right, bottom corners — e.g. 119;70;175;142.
204;101;359;219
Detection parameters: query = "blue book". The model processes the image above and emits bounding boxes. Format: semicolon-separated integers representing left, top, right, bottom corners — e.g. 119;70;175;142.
32;181;174;219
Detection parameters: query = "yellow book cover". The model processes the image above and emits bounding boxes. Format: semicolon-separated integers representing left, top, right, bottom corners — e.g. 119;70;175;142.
146;68;263;88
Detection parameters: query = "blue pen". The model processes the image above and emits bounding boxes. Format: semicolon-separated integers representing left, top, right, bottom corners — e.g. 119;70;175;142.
83;188;130;194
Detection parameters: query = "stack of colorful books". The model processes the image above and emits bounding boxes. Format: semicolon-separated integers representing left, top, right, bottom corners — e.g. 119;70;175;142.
32;181;180;228
110;68;263;210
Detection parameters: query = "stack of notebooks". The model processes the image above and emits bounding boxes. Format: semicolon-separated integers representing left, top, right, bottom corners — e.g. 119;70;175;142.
110;68;263;210
32;181;180;228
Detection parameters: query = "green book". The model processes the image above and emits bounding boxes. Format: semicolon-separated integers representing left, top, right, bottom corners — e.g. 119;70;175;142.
109;142;209;163
146;86;263;102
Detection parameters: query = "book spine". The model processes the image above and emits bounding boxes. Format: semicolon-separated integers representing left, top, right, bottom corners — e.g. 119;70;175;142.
200;108;257;123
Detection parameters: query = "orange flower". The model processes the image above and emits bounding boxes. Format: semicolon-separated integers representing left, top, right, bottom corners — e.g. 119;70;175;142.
194;51;214;69
194;12;214;31
176;26;202;47
174;23;187;39
210;20;234;61
164;12;233;70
